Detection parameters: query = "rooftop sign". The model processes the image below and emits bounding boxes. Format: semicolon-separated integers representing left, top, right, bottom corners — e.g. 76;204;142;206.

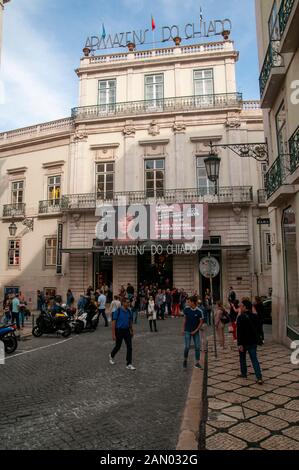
84;18;232;53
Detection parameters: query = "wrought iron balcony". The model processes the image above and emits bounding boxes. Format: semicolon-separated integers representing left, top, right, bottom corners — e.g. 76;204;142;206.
61;187;253;211
3;203;26;218
257;189;267;204
279;0;299;53
289;126;299;174
39;199;62;214
259;40;285;106
71;93;243;121
279;0;296;35
265;154;291;198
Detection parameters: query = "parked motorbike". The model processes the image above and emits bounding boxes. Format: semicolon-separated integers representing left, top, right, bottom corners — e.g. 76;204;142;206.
74;309;100;334
0;323;18;354
32;309;72;338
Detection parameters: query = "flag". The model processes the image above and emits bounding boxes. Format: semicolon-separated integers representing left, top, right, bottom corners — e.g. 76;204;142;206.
200;7;203;21
102;23;106;40
151;15;156;31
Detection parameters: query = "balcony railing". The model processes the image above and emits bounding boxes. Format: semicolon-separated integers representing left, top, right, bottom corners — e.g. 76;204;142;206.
3;203;26;217
39;199;62;214
279;0;295;35
289;126;299;174
265;154;291;198
259;40;284;97
61;187;253;211
257;189;267;204
72;93;243;120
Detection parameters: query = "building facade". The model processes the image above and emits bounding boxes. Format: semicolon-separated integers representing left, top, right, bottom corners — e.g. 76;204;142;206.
255;0;299;344
0;38;271;308
0;0;10;64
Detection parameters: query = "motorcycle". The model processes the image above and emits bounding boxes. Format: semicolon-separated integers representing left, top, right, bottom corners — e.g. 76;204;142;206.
32;309;72;338
74;309;100;334
0;323;18;354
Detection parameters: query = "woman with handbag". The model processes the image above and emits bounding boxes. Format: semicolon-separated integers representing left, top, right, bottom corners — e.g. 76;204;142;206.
147;296;157;332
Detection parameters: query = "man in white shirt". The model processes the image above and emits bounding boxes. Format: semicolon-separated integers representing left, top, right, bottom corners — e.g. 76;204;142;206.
98;291;108;327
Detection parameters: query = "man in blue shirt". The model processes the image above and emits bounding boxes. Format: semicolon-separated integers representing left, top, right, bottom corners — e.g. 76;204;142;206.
97;290;108;327
109;297;136;370
182;295;204;369
11;294;20;330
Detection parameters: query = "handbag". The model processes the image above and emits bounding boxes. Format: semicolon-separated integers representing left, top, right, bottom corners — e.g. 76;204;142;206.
228;325;234;333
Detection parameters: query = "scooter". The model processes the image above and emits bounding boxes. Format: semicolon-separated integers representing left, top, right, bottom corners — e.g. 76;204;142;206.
74;309;100;334
32;309;72;338
0;323;18;354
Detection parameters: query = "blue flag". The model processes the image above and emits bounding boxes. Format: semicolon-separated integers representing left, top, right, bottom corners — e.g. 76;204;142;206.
102;23;106;40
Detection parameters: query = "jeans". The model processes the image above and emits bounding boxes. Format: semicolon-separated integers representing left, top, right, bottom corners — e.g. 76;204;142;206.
184;331;200;362
20;311;25;327
132;308;138;324
99;309;108;327
111;328;132;365
4;312;11;324
149;319;157;332
239;345;262;380
12;312;20;329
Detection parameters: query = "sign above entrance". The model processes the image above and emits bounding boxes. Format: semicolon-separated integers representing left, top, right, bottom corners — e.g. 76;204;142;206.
199;256;220;279
257;218;270;225
84;17;232;53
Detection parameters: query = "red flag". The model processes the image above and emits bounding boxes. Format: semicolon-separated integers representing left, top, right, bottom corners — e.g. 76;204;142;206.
151;15;156;31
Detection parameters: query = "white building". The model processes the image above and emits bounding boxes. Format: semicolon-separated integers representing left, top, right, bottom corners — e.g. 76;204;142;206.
0;0;10;63
0;37;271;307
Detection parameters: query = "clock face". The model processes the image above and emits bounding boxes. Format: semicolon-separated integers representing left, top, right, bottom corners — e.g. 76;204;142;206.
199;257;220;278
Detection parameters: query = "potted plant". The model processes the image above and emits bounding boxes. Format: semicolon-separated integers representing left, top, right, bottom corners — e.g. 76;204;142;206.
173;36;182;46
127;42;136;51
83;47;91;57
222;30;230;41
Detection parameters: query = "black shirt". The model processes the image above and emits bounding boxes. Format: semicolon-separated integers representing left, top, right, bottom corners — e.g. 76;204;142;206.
237;311;262;346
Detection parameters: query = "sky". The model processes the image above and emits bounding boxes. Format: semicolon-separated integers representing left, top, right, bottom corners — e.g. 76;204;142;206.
0;0;260;132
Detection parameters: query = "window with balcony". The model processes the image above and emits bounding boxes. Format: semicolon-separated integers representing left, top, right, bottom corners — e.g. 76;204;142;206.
145;74;164;109
48;176;61;205
8;239;21;267
96;162;114;200
276;101;288;155
268;0;280;40
196;156;215;195
194;69;214;105
145;159;165;197
98;79;116;112
265;232;272;265
45;238;57;267
11;181;24;205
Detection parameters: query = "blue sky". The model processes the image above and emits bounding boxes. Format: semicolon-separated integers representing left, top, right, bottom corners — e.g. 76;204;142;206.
0;0;260;132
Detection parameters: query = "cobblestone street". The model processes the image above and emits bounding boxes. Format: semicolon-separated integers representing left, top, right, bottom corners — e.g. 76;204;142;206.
205;328;299;450
0;317;191;450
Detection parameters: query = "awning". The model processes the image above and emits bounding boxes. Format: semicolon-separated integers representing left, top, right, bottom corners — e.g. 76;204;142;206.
61;248;93;254
61;244;251;254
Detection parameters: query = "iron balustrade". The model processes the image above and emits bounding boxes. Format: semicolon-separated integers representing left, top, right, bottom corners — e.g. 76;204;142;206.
71;93;243;120
279;0;295;35
38;199;62;214
259;40;284;97
265;154;291;198
3;203;26;217
289;126;299;174
61;187;253;210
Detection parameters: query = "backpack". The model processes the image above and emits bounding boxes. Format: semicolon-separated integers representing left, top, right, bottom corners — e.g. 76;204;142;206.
220;309;230;324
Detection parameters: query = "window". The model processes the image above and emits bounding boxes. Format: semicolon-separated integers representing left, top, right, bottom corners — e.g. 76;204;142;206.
45;238;57;267
196;157;215;195
265;232;272;265
145;74;164;108
268;1;280;40
96;162;114;199
276;102;288;155
98;79;116;112
11;181;24;205
282;207;299;335
145;159;165;197
194;69;214;97
48;176;61;204
8;239;20;267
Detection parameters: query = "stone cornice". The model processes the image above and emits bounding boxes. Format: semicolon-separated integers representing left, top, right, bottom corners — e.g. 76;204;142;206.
90;143;120;150
139;139;170;146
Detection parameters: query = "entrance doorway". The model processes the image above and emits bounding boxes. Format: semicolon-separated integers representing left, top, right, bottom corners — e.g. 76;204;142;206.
138;252;173;288
93;253;113;292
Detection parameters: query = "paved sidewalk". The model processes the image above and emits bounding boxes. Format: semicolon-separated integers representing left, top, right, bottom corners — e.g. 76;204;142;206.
204;332;299;450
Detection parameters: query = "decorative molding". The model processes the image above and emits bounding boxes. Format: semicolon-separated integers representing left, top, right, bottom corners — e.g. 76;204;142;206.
72;213;81;228
90;143;120;150
123;121;136;137
148;120;160;136
139;139;170;146
232;206;242;222
190;135;223;143
173;121;186;134
7;167;27;175
42;160;65;169
139;139;169;157
72;131;88;142
225;117;241;128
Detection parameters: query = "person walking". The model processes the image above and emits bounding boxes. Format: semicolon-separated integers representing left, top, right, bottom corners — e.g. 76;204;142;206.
11;294;20;330
253;296;265;343
147;296;158;332
131;294;139;324
109;297;136;370
229;299;240;341
228;286;236;304
66;289;74;308
182;295;204;369
126;283;134;302
237;299;263;384
165;289;172;317
198;298;208;353
3;295;11;325
97;290;108;327
172;288;181;318
214;301;229;349
109;295;121;324
155;289;164;320
19;293;26;328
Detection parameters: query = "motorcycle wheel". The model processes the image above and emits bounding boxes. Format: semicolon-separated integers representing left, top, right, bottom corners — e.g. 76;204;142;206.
74;322;84;334
32;326;43;337
2;335;18;354
61;324;71;338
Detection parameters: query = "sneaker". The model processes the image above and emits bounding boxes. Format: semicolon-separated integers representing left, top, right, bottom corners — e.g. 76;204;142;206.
109;354;115;365
183;360;187;369
194;363;202;369
126;364;136;371
256;378;264;385
237;374;247;379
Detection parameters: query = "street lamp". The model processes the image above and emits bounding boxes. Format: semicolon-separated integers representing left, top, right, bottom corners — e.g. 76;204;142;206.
204;143;221;184
8;220;17;237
